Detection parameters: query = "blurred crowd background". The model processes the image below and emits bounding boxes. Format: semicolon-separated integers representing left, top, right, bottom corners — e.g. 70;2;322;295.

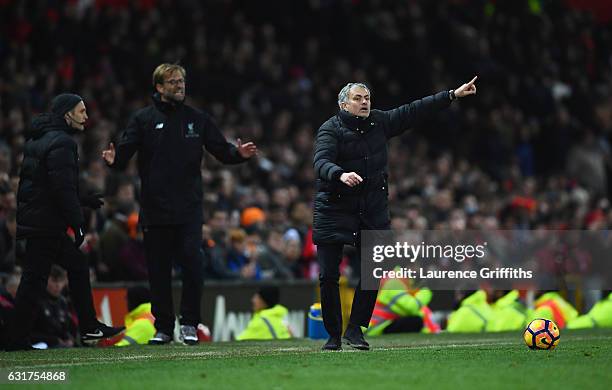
1;0;612;294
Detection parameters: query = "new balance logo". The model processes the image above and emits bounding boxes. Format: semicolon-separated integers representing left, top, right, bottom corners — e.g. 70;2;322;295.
155;123;164;129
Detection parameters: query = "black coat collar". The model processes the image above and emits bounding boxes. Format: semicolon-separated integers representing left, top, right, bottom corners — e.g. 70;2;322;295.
152;93;184;113
337;110;373;132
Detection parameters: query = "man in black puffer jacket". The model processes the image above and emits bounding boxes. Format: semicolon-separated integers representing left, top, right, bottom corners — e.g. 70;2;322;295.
4;94;122;351
313;77;478;351
102;64;257;345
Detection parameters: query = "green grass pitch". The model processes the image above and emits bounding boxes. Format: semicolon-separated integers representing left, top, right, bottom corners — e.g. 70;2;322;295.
1;329;611;389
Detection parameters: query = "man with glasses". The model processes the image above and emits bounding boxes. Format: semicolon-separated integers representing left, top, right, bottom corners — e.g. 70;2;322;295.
102;64;257;345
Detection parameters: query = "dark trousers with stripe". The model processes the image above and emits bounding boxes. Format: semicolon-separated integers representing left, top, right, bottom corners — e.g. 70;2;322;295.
6;236;98;348
143;222;203;335
317;243;378;337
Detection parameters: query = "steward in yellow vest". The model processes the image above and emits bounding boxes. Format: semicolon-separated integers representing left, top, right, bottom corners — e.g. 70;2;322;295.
366;277;438;336
115;303;156;346
531;291;577;329
236;286;291;341
447;290;493;333
486;290;531;332
567;292;612;329
115;286;156;346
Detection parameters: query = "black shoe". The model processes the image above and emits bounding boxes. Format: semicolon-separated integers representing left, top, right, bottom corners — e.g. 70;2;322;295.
342;324;370;350
81;322;125;344
148;332;172;345
322;336;342;351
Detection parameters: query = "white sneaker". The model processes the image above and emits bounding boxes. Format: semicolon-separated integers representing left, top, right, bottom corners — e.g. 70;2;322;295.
148;332;172;345
179;325;198;345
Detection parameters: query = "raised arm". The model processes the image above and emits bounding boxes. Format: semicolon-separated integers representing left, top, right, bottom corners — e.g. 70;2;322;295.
202;114;256;164
382;91;452;139
384;76;478;138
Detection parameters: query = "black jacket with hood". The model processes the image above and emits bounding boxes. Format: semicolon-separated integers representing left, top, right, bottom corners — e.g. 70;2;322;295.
17;113;85;238
112;94;246;226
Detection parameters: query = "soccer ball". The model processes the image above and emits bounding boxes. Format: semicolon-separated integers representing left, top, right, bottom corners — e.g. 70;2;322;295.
523;318;560;350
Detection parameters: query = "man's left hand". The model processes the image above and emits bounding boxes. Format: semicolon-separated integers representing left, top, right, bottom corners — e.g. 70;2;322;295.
454;76;477;98
237;138;258;158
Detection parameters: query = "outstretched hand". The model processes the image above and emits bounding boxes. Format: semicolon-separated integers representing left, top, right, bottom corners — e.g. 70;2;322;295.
237;138;258;158
101;143;115;165
454;76;477;98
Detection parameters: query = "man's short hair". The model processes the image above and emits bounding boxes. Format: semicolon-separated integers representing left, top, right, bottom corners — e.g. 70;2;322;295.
49;265;67;281
337;82;370;107
152;63;186;88
229;228;247;243
257;286;280;308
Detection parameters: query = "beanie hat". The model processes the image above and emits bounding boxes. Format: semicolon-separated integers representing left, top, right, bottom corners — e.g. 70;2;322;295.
257;286;280;308
241;207;266;227
51;93;83;116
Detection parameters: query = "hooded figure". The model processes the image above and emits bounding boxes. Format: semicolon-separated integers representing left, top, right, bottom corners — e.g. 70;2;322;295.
5;94;121;351
18;114;83;237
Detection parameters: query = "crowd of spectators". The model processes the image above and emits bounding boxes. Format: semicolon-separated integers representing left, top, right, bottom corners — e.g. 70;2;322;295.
1;0;611;294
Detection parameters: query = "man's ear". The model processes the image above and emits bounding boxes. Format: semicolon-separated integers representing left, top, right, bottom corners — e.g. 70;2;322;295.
155;83;163;94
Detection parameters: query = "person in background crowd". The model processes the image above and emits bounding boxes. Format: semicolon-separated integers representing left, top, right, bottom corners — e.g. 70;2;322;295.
30;265;77;349
0;271;20;339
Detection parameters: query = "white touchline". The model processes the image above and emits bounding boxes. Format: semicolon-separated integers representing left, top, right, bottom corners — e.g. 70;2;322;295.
3;334;609;370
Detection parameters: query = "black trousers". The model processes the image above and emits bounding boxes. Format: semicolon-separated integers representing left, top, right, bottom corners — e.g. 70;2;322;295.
6;236;98;348
143;222;203;335
317;243;378;337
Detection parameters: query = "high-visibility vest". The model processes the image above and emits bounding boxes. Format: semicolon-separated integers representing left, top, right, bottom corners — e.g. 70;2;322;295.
367;288;437;335
115;303;156;346
421;306;441;333
447;290;493;333
486;290;530;332
567;293;612;329
236;304;292;341
532;292;578;329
